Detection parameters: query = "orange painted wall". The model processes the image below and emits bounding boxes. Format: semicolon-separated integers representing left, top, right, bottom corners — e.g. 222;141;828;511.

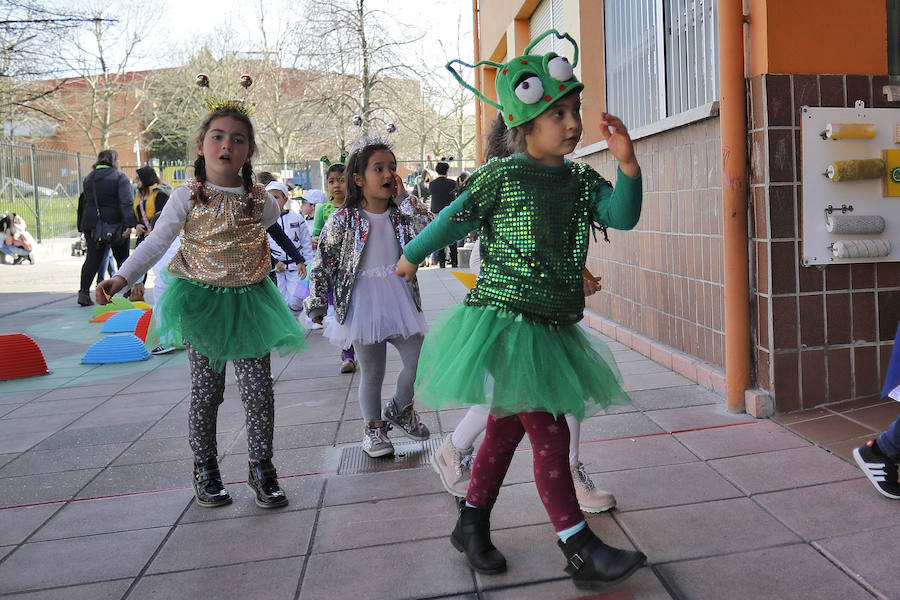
579;0;606;145
751;0;887;75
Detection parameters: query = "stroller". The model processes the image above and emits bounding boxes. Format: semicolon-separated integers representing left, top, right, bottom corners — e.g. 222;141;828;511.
71;234;87;257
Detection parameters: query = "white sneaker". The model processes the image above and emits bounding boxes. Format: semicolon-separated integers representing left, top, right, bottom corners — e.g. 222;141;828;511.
571;462;616;513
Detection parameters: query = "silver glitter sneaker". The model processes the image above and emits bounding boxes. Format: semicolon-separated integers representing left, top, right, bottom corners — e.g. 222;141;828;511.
362;421;394;458
383;398;430;441
571;462;616;513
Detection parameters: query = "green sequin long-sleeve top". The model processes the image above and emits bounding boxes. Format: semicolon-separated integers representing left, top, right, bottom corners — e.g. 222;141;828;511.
403;154;642;327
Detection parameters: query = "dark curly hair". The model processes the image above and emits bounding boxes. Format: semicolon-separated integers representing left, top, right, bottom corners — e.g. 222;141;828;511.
343;139;395;209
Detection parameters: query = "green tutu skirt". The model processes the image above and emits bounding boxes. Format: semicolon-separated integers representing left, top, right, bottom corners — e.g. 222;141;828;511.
414;303;630;420
155;275;308;371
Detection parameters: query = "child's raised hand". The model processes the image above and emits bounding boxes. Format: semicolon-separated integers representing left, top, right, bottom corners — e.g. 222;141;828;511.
583;267;602;297
392;172;406;198
395;255;419;282
598;112;639;178
95;275;127;305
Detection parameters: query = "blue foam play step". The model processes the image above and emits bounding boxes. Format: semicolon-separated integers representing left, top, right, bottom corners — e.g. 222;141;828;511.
101;309;147;333
82;334;150;364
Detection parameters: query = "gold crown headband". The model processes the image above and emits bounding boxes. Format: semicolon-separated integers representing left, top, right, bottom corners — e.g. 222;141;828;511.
196;74;254;115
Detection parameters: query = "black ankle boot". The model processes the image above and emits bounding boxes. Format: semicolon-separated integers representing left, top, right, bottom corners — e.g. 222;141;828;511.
558;527;646;590
247;459;288;508
192;459;231;507
450;506;507;574
77;290;93;307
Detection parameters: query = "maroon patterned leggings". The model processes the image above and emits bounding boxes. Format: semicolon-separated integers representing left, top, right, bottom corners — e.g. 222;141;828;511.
466;411;582;532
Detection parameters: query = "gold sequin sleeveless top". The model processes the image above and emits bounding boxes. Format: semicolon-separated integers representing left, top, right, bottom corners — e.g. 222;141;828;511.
168;180;270;287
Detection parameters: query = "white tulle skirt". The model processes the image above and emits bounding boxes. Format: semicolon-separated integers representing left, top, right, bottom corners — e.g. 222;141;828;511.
324;265;428;348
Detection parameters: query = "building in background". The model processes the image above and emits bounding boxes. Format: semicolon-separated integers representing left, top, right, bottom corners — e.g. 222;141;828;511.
472;0;897;415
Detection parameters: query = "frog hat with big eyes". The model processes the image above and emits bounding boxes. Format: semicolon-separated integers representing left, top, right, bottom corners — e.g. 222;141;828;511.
447;29;581;129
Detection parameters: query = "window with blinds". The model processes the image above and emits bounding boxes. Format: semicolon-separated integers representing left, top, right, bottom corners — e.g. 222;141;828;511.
529;0;567;56
604;0;719;130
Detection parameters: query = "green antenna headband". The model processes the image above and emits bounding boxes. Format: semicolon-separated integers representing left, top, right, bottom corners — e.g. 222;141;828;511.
446;29;582;128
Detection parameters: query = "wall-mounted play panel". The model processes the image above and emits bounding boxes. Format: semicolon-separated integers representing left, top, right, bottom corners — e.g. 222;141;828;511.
801;103;900;265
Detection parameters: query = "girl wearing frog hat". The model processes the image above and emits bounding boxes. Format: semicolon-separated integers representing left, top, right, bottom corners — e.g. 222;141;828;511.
396;30;646;590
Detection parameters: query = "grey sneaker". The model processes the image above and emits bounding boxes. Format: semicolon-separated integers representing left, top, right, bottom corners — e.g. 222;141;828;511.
571;462;616;513
363;421;394;458
384;398;430;441
431;436;473;497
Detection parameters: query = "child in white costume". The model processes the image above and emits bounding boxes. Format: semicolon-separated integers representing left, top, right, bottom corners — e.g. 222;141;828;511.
266;180;311;304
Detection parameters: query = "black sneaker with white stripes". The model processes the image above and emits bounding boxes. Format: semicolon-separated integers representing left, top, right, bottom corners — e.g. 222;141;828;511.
853;439;900;500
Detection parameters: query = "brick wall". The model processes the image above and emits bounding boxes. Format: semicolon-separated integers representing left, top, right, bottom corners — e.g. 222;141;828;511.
579;118;726;370
749;73;900;412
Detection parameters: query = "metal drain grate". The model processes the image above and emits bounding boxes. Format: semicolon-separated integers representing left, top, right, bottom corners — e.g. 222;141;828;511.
337;437;443;475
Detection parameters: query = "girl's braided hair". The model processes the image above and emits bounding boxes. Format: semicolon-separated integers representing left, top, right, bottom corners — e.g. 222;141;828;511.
191;107;257;214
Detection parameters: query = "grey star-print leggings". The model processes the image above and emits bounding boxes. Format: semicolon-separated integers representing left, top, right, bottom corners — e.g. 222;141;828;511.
187;344;275;463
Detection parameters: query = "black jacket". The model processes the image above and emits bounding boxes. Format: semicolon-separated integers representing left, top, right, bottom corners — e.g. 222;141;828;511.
77;167;137;233
428;176;457;214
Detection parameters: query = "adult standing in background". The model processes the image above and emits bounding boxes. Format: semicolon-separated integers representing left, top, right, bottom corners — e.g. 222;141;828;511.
76;149;136;306
428;161;458;268
128;166;170;302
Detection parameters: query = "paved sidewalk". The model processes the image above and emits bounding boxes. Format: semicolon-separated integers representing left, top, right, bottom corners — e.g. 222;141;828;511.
0;257;898;599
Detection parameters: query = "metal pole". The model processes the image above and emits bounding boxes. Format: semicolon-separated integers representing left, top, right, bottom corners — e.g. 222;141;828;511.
76;154;83;193
29;144;41;242
718;0;750;412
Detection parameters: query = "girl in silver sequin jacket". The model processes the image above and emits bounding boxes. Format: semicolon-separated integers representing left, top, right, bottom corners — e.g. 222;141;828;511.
305;191;432;324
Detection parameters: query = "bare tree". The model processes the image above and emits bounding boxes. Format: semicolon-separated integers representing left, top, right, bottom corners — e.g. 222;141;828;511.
432;14;476;162
146;38;254;162
0;1;102;134
43;1;161;153
303;0;423;139
248;0;324;165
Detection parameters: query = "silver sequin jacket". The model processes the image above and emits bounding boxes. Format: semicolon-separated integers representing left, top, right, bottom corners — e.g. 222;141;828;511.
305;195;433;324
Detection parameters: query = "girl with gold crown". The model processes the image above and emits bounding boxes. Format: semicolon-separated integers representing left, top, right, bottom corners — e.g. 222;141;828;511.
395;30;646;590
96;98;307;511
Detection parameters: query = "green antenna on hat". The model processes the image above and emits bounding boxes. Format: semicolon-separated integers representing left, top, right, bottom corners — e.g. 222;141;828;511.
446;29;582;129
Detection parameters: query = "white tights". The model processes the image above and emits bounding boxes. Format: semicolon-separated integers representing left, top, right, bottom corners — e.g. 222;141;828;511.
450;406;582;466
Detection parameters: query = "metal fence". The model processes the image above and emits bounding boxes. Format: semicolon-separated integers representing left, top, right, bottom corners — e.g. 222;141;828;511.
0;140;93;241
0;141;478;242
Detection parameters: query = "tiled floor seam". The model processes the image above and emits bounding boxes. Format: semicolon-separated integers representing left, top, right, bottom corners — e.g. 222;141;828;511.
119;553;310;581
0;293;72;319
650;563;686;600
329;373;355;448
0;501;65;571
820;410;882;435
0;576;136;598
779;426;877;466
306;532;457;556
119;492;195;599
0;372;182;478
293;477;330;600
812;539;893;600
61;397;191;504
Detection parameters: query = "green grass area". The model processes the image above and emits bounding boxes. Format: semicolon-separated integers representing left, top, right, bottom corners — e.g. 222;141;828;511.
0;196;79;239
